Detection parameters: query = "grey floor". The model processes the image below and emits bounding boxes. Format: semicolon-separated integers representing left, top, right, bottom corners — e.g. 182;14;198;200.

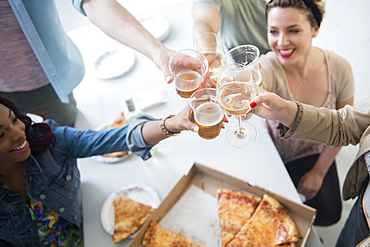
55;0;370;246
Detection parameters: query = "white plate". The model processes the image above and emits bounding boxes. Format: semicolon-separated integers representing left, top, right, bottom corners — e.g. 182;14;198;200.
138;15;170;42
100;184;160;237
92;154;131;163
93;48;135;79
92;121;132;163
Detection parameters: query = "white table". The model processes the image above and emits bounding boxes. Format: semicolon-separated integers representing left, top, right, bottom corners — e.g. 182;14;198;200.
69;1;323;246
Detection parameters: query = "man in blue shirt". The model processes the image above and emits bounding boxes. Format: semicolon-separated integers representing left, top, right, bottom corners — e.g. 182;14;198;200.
0;0;175;126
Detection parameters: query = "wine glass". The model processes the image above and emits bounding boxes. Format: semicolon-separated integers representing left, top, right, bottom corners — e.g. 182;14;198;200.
169;49;209;98
222;45;262;121
222;44;262;88
195;32;227;84
216;64;258;148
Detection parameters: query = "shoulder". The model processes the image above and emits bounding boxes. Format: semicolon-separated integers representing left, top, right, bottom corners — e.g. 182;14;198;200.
192;0;221;11
321;48;353;73
43;119;83;143
260;52;280;69
260;52;285;79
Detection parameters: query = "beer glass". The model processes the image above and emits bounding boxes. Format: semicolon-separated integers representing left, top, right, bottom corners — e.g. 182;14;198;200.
217;64;257;148
169;49;209;98
222;44;262;88
190;88;224;140
195;32;227;80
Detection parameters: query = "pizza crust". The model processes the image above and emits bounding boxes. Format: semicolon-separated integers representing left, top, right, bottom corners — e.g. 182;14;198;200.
112;194;154;243
217;189;261;247
142;220;206;247
226;194;298;246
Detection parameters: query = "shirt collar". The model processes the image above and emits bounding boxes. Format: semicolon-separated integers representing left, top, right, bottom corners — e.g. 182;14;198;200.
24;154;43;174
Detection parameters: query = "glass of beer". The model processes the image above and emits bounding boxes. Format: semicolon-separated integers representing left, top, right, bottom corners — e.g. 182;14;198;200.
190;88;224;140
195;32;227;80
222;44;262;88
169;49;209;98
217;63;258;148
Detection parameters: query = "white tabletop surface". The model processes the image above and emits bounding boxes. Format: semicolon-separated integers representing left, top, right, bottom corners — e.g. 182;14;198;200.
69;1;323;246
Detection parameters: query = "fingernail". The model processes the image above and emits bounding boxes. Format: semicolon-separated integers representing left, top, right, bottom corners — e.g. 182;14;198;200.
242;115;247;119
166;75;172;83
250;102;257;108
192;125;199;132
226;114;231;117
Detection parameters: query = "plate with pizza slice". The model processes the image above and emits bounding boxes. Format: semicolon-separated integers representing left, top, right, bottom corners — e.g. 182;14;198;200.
101;183;160;240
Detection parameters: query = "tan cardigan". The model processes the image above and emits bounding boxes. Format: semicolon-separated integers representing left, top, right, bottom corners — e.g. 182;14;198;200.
280;98;370;200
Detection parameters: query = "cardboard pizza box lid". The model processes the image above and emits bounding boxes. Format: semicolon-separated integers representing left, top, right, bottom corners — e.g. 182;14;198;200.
129;162;316;247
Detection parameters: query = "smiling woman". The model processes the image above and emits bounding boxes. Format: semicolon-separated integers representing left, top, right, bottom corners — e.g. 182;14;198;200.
259;0;355;228
0;96;198;246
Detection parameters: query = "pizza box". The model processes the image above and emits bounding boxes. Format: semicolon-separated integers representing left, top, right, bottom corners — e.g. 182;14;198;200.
129;162;316;247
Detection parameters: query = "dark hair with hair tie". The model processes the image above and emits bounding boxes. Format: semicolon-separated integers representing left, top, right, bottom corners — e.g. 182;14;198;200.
266;0;323;28
302;0;322;27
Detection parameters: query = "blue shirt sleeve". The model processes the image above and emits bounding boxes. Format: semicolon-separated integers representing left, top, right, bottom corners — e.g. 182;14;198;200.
71;0;87;16
126;115;160;160
46;115;158;160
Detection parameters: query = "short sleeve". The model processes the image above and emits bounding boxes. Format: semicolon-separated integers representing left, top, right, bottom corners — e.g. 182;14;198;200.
191;0;221;12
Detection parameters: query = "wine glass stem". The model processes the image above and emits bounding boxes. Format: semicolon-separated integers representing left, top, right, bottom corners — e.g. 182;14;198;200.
235;115;247;139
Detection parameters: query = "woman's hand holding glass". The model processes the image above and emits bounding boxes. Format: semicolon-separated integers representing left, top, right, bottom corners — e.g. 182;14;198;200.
189;88;225;140
216;64;258;147
222;44;262;121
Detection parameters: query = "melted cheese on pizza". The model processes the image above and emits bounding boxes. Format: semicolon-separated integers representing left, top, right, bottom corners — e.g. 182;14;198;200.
217;189;261;247
142;220;206;247
226;194;298;246
112;194;154;243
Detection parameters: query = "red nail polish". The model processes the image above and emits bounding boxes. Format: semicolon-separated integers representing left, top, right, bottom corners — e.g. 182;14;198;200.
250;102;257;108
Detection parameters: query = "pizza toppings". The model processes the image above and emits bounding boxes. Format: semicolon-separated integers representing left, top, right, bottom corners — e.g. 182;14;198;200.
142;220;206;247
112;194;154;243
217;189;261;247
226;194;298;246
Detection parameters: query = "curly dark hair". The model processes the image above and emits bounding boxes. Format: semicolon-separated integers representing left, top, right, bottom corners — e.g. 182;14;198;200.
0;96;55;155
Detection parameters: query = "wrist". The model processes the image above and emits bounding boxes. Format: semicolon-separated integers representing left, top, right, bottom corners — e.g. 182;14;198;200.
279;100;299;128
161;115;181;136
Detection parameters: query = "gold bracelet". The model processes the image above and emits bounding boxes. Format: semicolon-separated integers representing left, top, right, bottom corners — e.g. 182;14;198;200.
160;115;181;136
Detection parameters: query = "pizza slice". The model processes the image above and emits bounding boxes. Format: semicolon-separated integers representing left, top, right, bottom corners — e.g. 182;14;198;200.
112;194;154;243
142;220;206;247
217;189;261;247
226;194;298;247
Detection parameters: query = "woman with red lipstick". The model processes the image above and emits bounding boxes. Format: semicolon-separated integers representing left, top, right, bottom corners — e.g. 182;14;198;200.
260;0;355;226
0;96;197;246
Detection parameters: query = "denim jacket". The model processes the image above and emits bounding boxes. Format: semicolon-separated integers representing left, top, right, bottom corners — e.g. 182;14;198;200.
0;116;155;246
8;0;85;104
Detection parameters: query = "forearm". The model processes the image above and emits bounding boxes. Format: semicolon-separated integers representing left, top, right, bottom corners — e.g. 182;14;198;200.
311;146;341;178
141;116;185;146
276;99;299;128
192;7;220;40
193;21;217;40
82;0;167;60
